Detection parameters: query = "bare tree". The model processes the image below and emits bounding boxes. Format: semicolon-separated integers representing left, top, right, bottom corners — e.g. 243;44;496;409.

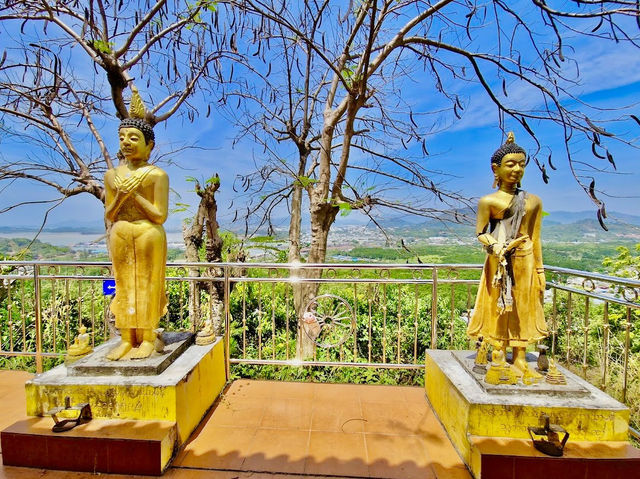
0;1;233;231
0;1;246;334
220;0;639;355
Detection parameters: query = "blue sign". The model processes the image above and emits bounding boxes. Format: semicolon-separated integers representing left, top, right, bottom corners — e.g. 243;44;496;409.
102;279;116;296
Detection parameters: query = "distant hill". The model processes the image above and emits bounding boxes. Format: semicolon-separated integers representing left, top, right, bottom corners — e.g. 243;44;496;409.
360;210;640;245
0;238;72;259
1;210;639;245
544;211;640;226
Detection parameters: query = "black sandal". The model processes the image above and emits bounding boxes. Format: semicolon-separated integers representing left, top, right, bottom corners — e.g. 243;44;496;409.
47;398;92;433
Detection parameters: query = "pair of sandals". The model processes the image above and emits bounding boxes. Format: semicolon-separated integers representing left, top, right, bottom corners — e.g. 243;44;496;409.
47;399;92;433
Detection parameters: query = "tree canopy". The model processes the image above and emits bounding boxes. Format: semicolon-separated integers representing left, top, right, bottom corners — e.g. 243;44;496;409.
220;0;640;263
0;1;638;260
0;0;233;220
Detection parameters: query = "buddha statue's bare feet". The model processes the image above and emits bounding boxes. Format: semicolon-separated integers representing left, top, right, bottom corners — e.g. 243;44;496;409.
106;341;133;361
129;340;155;359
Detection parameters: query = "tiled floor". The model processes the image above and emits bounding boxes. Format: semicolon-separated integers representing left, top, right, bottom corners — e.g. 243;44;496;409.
0;371;471;478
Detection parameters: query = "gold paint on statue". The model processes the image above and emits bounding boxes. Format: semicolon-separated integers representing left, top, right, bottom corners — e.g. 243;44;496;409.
65;326;93;363
484;350;518;385
545;359;567;385
468;132;548;382
104;87;169;361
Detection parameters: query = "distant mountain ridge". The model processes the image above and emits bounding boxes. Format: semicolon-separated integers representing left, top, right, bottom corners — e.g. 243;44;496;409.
1;210;639;242
543;210;640;226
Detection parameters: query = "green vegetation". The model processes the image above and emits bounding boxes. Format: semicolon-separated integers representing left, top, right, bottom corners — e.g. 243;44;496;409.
336;241;634;273
0;236;638;434
0;238;73;260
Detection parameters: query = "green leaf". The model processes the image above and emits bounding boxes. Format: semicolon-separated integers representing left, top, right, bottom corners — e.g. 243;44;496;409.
338;202;352;217
296;176;317;188
206;176;220;185
250;236;276;243
91;40;114;54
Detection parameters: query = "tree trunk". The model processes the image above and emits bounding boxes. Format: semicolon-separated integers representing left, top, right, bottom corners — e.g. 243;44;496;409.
182;176;223;334
288;182;303;264
294;195;339;359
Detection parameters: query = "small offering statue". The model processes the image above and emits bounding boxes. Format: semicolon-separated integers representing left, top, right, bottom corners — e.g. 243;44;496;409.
104;86;169;360
65;325;93;363
467;132;548;384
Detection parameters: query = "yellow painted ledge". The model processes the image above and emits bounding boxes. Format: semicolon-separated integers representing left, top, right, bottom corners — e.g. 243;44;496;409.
425;349;630;477
26;337;226;446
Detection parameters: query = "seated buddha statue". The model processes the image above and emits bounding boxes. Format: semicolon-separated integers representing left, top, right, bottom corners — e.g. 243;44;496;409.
66;326;93;358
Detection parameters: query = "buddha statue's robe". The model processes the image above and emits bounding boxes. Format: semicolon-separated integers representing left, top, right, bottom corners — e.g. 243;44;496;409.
109;165;168;330
467;190;548;348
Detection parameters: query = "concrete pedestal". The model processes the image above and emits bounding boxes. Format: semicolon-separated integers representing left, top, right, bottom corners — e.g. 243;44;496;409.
26;337;226;445
425;349;632;478
2;337;226;475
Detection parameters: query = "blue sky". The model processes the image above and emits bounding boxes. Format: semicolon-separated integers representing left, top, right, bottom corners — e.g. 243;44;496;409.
1;3;639;232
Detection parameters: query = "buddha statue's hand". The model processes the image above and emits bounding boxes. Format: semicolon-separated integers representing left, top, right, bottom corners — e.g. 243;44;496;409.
115;174;144;195
505;235;528;253
487;242;506;258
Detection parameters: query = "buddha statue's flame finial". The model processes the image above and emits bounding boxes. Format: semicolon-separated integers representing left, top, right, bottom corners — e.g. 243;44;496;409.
128;85;147;120
506;131;515;144
119;84;155;143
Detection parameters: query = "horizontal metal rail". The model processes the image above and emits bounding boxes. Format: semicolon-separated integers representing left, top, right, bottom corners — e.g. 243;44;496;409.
0;260;638;426
228;358;425;369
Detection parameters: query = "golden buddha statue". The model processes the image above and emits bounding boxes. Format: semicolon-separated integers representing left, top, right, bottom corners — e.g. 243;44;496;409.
484;349;518;385
195;319;216;346
104;86;169;361
66;325;93;362
467;132;548;383
545;359;567;385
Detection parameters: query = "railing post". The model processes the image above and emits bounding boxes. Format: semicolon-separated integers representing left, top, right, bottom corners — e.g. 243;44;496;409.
223;265;231;383
623;307;631;403
601;302;609;390
430;267;438;349
551;287;557;356
33;264;43;374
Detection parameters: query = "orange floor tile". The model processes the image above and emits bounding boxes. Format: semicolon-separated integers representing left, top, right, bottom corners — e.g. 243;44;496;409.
0;371;471;478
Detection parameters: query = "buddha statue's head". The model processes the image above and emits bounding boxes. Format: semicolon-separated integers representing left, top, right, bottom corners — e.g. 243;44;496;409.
490;132;526;189
119;117;155;145
490;132;525;166
118;86;155;163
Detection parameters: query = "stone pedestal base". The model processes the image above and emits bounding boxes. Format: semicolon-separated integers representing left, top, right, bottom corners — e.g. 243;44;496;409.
469;436;640;479
26;337;225;445
2;337;227;475
425;349;631;478
2;417;176;476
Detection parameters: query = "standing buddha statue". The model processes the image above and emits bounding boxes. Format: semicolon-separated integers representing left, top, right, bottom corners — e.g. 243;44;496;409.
467;132;548;384
104;86;169;360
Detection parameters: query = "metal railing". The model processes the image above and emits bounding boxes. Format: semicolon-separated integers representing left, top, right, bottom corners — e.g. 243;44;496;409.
0;260;638;432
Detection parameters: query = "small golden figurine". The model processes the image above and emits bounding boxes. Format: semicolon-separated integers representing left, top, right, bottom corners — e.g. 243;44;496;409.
195;319;216;346
484;350;518;385
545;359;567;385
472;337;489;374
468;132;548;384
65;326;93;364
154;327;166;353
104;86;169;360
